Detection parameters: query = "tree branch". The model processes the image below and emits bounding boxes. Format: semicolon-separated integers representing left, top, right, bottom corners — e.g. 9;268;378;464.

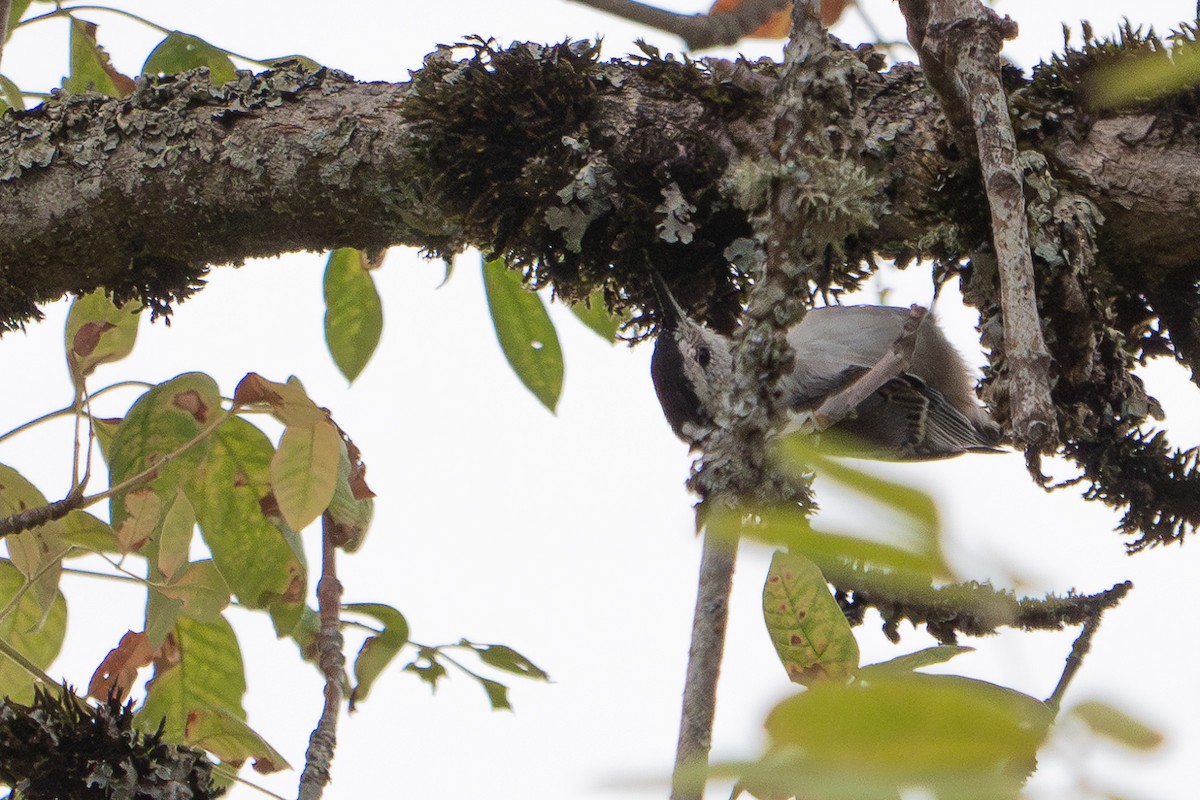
670;531;736;799
672;3;836;797
298;512;345;800
898;0;1058;450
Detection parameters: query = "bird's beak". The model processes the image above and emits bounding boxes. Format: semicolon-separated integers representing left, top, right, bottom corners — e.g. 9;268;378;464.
649;271;688;332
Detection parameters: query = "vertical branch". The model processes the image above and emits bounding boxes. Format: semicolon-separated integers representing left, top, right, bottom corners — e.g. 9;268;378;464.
898;0;1058;450
298;512;345;800
671;3;836;798
670;532;736;799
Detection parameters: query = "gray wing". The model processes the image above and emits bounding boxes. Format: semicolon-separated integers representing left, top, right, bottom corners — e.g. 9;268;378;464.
782;306;914;407
828;373;999;459
781;305;1000;458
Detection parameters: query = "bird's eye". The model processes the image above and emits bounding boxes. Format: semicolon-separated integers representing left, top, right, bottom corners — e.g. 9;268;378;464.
697;347;711;368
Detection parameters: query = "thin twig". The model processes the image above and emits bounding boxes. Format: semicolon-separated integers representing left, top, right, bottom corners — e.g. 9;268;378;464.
568;0;788;50
298;512;345;800
0;380;155;447
897;0;1058;450
1046;614;1102;714
0;409;228;539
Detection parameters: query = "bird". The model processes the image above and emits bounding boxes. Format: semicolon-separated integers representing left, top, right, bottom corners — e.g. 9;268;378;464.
649;276;1001;460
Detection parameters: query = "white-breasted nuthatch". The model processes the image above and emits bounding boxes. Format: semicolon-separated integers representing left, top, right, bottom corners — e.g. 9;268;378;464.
649;277;1000;459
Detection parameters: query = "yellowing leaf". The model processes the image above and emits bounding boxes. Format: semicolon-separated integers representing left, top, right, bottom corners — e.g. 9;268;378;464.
136;616;246;743
158;560;231;623
324;248;384;383
270;419;341;532
0;464;66;623
117;488;162;554
157;490;195;581
108;373;223;533
189;416;306;610
64;290;140;389
0;560;66;704
185;707;290;773
232;373;327;427
482;257;563;413
762;550;858;685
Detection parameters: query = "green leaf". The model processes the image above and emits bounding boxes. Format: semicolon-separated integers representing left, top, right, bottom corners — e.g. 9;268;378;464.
64;289;140;389
64;18;130;97
479;678;511;711
1086;45;1200;109
108;373;224;533
569;288;623;342
145;590;182;650
771;436;949;577
5;1;31;41
757;674;1052;800
762;550;859;685
468;642;549;681
0;560;66;704
1070;700;1164;750
858;645;974;678
405;647;447;691
189;416;306;610
707;504;945;579
136;615;247;743
61;510;120;555
482;257;563;412
346;603;409;707
185;707;290;773
323;248;384;383
0;73;24;111
142;32;238;85
270;418;341;532
0;464;67;624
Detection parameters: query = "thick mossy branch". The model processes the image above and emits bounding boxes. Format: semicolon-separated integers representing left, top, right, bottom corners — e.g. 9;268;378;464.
0;688;222;800
3;34;1200;544
403;38;772;334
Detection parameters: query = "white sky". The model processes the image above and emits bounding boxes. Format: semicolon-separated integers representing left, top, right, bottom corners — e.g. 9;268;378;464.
1;2;1198;799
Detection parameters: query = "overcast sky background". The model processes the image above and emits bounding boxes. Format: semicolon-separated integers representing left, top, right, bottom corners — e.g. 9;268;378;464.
1;1;1198;798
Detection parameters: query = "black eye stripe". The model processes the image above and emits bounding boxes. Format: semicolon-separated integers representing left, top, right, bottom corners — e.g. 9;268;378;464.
697;347;711;368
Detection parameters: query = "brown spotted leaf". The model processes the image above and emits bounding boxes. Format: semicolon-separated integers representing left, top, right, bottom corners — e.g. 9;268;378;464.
763;550;859;685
